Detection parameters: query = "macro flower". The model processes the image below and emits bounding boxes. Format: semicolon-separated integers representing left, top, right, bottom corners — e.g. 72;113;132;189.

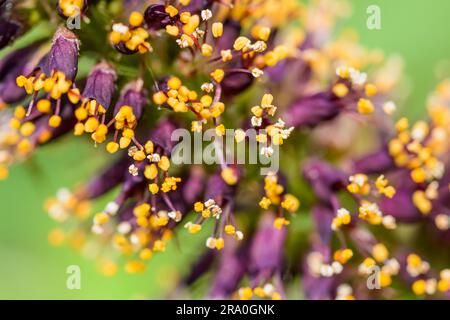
1;0;450;301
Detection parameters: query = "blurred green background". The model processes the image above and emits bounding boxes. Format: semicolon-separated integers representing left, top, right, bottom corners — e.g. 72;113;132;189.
2;0;450;299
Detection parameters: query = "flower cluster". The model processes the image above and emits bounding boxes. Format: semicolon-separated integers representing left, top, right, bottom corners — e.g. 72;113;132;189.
1;0;449;300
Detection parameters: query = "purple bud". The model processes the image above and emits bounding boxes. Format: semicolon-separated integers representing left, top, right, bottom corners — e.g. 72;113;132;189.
379;188;422;223
209;243;247;299
150;120;178;154
221;71;253;96
154;76;170;93
312;205;334;244
248;214;286;282
303;159;346;204
0;43;40;103
78;156;130;200
41;28;80;80
144;4;175;30
284;92;342;128
0;19;21;50
113;42;138;55
204;172;234;204
113;80;148;120
352;147;394;175
183;251;216;286
82;62;117;109
215;19;241;51
266;58;312;87
181;166;205;205
303;275;336;300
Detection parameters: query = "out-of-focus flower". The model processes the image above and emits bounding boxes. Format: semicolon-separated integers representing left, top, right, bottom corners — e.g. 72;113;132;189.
1;0;449;300
74;62;117;141
0;43;44;104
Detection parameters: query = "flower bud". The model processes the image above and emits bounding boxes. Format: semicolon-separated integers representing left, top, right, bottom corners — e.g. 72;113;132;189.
113;80;148;120
248;213;286;279
144;4;175;30
0;43;40;103
82;62;117;111
285;93;341;128
303;159;346;204
40;28;79;80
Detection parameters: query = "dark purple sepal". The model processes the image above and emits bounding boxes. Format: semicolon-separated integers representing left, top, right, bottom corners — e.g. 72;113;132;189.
41;27;80;80
81;61;117;109
113;80;148;120
285;92;342;128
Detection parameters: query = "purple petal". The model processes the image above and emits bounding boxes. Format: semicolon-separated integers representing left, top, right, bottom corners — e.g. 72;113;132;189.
41;28;79;80
82;61;117;109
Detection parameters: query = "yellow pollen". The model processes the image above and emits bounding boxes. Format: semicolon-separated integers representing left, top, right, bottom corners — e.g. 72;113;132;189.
132;150;145;161
215;237;224;250
221;167;238;185
165;5;178;17
372;243;389;263
48;228;65;246
125;260;146;273
144;164;158;180
365;83;378;97
148;183;159;194
106;142;119;154
166;25;179;37
19;122;35;137
210;69;225;83
129;11;144;27
84;117;99;132
48;115;62;128
119;137;131;149
212;22;223;38
239;287;253;300
357;98;375;114
94;212;109;225
201;44;213;57
168;77;182;90
412;279;426;295
274;217;290;229
139;248;153;260
194;202;204;212
37;99;52;113
224;224;236;235
259;196;271;209
188;223;202;234
158;156;171;171
233;36;251;51
332;83;349;98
